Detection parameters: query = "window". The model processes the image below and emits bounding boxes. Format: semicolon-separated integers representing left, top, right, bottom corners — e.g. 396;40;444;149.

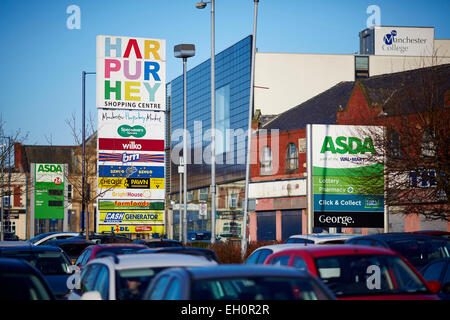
285;143;298;172
387;129;402;159
80;264;101;293
94;266;110;300
269;255;291;266
355;56;369;79
422;261;446;282
229;193;238;208
260;146;272;175
165;278;181;300
149;275;171;300
215;84;231;155
187;191;194;203
199;187;209;201
421;127;436;157
292;256;308;271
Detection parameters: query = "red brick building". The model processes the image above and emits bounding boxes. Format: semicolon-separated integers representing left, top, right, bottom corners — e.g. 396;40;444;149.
249;64;450;242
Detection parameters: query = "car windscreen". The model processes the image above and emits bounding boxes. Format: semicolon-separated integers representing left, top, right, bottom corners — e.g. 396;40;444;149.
191;276;331;300
192;233;211;241
314;254;428;298
96;247;144;257
286;238;315;244
387;238;450;269
0;273;52;300
0;250;71;275
27;233;52;244
116;267;167;300
146;242;183;248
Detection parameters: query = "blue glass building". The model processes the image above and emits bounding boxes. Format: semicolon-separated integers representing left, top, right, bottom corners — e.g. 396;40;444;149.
166;36;252;238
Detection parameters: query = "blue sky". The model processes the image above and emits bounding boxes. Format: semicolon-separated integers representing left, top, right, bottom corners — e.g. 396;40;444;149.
0;0;449;146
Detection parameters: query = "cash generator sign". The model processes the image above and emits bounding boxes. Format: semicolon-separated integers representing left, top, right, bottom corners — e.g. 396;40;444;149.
375;27;434;56
311;125;384;216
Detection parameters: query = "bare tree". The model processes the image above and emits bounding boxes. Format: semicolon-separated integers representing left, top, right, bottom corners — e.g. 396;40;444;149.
352;63;449;222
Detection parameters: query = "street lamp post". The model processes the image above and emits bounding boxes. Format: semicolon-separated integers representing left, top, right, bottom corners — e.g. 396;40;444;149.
82;71;95;240
0;143;5;241
196;0;216;244
174;44;195;245
241;0;259;259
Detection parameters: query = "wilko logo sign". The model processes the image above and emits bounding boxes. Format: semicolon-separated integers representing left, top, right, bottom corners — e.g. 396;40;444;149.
98;138;164;152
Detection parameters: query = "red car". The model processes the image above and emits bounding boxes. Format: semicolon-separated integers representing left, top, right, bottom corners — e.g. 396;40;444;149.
74;244;148;268
264;245;441;300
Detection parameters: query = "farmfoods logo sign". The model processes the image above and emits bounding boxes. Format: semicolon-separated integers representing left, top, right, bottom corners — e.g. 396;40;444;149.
375;27;434;56
310;125;384;228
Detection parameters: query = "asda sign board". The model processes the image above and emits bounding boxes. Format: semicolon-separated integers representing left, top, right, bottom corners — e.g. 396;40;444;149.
34;163;66;219
310;125;384;228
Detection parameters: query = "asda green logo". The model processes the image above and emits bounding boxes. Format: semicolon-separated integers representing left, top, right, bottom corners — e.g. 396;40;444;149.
320;136;376;154
117;125;146;138
37;164;63;172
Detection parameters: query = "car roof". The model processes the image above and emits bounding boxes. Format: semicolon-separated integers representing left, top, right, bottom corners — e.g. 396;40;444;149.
288;234;357;242
253;243;317;253
0;257;37;272
348;232;450;242
90;253;217;270
88;244;148;250
0;241;32;247
269;245;397;258
183;265;312;280
0;245;64;253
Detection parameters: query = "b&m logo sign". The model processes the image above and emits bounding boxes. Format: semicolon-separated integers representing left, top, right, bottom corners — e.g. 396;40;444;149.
96;35;166;111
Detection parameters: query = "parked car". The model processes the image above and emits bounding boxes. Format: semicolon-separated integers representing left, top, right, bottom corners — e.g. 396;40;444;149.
3;231;20;241
420;257;450;300
187;230;213;243
67;253;217;300
0;245;73;299
0;240;32;247
345;233;450;270
264;245;440;300
286;233;357;245
45;238;96;264
411;230;450;239
143;265;336;300
0;257;56;300
245;244;316;265
138;247;220;263
74;244;148;269
69;232;133;244
26;232;80;246
133;238;184;248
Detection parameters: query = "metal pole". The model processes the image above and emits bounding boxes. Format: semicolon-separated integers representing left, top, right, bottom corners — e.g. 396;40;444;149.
241;0;259;258
0;144;4;241
179;169;183;242
7;137;11;235
82;71;87;239
210;0;216;244
307;124;313;234
183;58;188;245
